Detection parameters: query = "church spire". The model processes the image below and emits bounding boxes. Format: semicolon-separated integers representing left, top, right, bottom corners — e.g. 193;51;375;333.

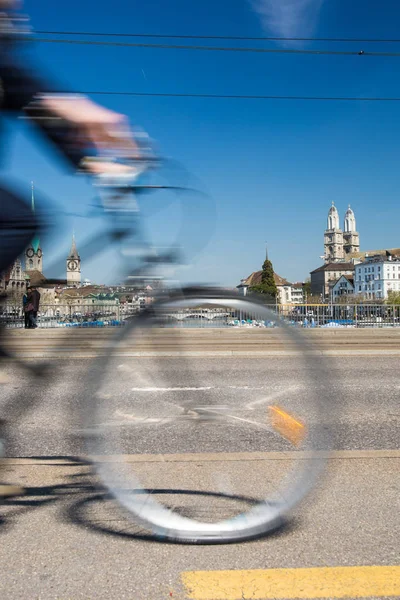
67;232;81;286
25;182;43;272
344;204;356;233
69;232;80;259
327;202;340;230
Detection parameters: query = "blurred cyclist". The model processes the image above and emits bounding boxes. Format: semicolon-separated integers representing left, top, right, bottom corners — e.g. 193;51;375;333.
0;0;137;276
0;0;138;497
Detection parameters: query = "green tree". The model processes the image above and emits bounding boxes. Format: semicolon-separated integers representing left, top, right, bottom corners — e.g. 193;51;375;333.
386;291;400;305
249;259;278;299
303;279;312;298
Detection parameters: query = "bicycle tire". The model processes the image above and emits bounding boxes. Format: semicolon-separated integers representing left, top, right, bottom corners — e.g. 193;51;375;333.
84;288;332;544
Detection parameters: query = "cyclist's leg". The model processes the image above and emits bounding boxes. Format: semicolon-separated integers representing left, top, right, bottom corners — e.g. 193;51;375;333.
0;185;39;498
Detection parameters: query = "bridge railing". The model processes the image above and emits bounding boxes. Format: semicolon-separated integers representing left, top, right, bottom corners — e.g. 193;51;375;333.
160;303;400;328
0;304;126;328
1;303;400;328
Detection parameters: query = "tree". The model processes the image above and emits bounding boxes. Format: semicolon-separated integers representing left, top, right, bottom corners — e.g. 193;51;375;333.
386;291;400;305
249;259;278;300
303;279;312;299
336;294;365;305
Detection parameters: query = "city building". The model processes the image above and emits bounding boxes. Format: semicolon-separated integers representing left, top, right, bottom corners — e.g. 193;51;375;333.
291;282;305;304
324;203;360;263
354;252;400;300
237;271;293;304
350;247;400;262
0;258;28;295
330;275;355;301
53;285;120;318
310;263;355;301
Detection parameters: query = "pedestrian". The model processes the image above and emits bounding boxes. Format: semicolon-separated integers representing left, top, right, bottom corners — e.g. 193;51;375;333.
22;286;30;328
23;286;35;328
29;286;40;329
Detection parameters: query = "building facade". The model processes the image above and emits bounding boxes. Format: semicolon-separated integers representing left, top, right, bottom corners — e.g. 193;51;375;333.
330;275;355;301
291;282;305;304
310;263;355;300
354;253;400;300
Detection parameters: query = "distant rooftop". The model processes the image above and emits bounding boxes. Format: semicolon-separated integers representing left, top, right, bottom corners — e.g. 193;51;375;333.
350;248;400;260
238;271;292;288
310;263;354;274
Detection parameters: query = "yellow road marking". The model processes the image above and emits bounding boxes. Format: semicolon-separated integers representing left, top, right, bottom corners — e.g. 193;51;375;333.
181;565;400;599
2;449;400;465
269;405;306;446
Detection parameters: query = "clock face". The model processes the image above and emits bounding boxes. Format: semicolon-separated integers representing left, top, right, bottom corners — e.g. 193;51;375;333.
37;249;42;258
26;248;34;258
68;260;78;271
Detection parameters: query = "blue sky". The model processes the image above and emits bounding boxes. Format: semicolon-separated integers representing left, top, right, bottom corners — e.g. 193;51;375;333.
6;0;400;285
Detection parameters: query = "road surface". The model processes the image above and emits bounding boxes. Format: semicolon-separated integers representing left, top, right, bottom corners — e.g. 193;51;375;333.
0;349;399;599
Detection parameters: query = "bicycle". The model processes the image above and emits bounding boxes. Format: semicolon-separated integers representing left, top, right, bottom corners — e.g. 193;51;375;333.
0;150;332;544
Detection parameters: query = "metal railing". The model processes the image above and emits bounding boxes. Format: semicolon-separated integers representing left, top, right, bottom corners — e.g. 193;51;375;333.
0;304;130;328
161;303;400;328
276;303;400;328
1;303;400;329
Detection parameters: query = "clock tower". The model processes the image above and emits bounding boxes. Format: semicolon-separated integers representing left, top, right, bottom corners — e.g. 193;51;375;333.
66;233;81;286
25;182;43;273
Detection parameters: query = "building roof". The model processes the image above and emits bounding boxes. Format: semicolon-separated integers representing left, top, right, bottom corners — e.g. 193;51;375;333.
350;248;400;261
310;262;355;274
239;271;292;287
330;275;354;290
291;281;304;289
25;270;47;287
342;275;354;284
58;285;116;300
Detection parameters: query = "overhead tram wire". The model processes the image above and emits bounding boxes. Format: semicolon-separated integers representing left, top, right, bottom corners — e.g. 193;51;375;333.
68;91;400;101
27;38;400;57
35;30;400;43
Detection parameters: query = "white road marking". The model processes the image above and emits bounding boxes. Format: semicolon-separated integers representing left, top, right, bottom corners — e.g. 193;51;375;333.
131;386;214;392
130;386;293;392
246;386;301;409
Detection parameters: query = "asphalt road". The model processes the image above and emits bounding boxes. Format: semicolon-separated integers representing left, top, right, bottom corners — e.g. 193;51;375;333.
0;356;399;455
0;355;399;599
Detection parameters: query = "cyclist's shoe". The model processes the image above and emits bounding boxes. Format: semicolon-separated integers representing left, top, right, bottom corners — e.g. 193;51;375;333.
0;484;25;498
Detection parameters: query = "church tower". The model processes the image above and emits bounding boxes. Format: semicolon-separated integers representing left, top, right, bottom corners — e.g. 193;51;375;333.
324;202;344;263
66;233;81;286
25;182;43;273
343;205;360;257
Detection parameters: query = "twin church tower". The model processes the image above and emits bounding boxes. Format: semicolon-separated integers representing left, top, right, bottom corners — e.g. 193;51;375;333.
324;202;360;263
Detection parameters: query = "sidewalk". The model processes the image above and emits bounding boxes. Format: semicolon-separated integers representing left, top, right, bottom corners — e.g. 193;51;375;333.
3;327;400;357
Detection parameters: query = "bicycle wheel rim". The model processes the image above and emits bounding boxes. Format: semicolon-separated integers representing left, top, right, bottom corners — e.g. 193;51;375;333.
84;290;332;543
